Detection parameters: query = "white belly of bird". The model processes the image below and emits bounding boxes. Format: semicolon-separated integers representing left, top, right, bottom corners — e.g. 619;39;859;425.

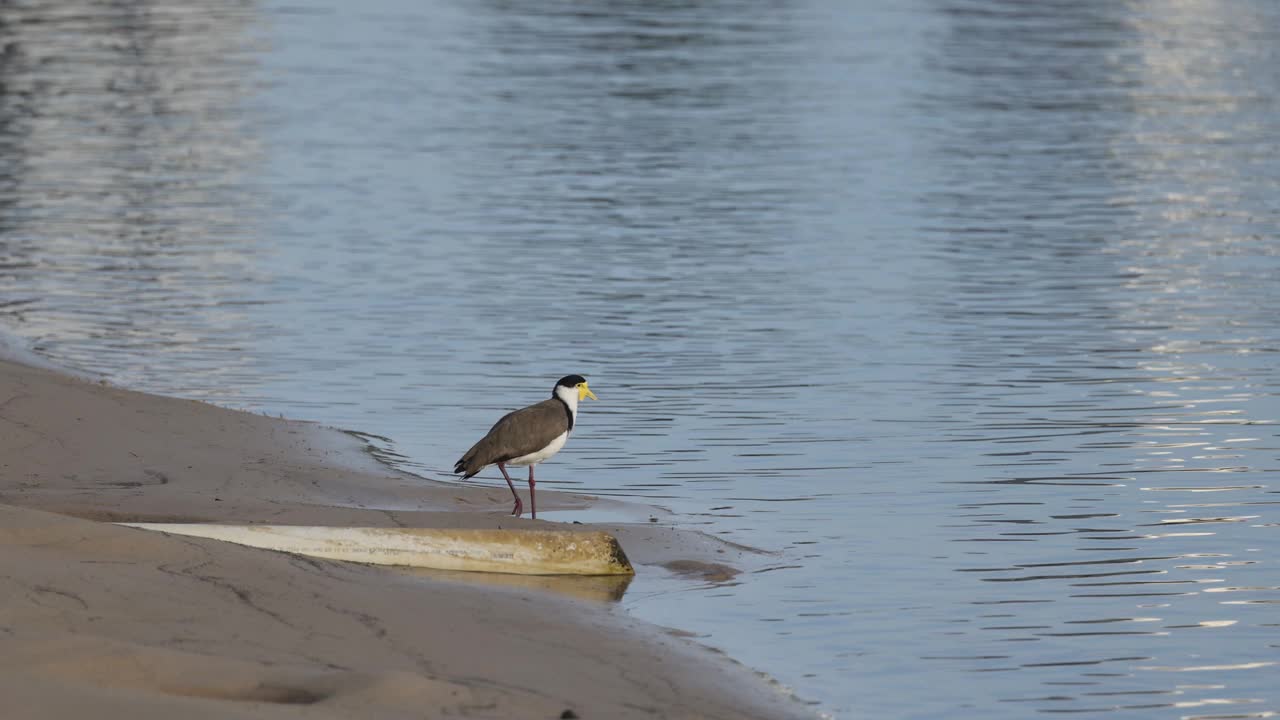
507;431;569;466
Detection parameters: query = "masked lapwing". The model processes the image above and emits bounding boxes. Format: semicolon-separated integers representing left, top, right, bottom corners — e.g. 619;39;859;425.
454;375;598;519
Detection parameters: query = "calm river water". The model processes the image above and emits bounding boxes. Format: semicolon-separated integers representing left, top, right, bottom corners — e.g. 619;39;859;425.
2;1;1279;717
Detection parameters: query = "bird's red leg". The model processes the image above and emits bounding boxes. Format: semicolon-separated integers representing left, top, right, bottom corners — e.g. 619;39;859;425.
528;465;537;519
496;462;522;516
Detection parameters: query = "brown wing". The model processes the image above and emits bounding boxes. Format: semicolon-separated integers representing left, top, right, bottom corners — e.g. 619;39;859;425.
454;398;570;477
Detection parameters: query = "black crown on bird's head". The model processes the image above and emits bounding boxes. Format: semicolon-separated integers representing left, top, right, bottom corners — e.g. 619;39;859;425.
555;374;587;391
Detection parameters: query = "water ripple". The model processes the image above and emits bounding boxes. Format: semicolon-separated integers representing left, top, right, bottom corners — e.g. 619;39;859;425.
1;0;1279;717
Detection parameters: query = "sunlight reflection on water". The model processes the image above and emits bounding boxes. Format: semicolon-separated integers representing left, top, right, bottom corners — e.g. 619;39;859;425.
1;0;1279;717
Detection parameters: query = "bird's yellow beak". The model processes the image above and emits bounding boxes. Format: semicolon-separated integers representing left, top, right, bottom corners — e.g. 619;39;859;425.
578;382;598;401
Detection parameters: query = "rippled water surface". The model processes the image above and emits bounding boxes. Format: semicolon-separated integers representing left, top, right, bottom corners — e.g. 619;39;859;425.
3;1;1280;716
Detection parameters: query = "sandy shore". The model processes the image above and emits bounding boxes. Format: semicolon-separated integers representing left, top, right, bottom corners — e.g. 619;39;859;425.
0;358;809;719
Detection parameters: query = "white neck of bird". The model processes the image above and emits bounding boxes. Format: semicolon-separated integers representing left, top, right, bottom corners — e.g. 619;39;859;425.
554;384;579;420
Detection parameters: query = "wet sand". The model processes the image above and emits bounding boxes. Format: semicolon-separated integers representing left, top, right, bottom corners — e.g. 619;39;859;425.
0;358;808;719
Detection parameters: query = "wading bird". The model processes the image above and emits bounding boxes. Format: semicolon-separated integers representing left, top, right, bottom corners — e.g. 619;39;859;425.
454;375;597;518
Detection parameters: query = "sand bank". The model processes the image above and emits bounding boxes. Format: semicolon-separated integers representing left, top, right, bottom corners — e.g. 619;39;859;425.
0;359;809;719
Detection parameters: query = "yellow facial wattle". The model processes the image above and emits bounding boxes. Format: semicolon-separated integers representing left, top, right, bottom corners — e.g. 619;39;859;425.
578;383;598;401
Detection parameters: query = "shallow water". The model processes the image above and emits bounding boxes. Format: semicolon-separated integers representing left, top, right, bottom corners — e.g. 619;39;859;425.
3;0;1279;717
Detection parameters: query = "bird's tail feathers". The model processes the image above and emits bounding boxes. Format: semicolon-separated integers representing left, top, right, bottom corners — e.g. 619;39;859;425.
454;454;481;479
